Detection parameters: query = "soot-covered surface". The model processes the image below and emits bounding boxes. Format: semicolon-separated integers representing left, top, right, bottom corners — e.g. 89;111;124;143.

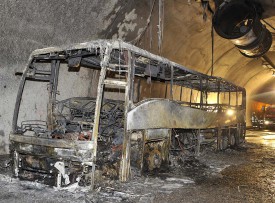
0;129;274;203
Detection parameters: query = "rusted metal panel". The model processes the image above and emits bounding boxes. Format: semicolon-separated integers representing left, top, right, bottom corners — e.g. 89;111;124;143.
129;129;171;172
143;129;171;172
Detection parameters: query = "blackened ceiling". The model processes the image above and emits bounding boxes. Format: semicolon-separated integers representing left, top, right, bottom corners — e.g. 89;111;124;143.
1;0;275;106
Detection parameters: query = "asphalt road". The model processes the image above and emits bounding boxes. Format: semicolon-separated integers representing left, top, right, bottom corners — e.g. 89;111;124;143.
154;129;275;203
0;129;274;203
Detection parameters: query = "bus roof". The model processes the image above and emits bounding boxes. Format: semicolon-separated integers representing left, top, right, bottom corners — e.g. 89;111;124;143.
28;39;245;92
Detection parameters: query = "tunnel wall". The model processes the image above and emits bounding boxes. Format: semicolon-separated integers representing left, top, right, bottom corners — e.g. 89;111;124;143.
0;0;148;154
1;0;274;153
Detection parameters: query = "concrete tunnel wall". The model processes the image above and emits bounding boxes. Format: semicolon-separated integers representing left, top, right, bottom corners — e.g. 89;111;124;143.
0;0;149;154
1;0;275;154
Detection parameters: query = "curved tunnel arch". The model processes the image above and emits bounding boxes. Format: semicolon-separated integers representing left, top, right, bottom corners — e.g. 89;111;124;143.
127;0;275;125
1;0;275;147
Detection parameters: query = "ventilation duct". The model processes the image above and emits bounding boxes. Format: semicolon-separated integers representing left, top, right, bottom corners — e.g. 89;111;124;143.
213;0;272;58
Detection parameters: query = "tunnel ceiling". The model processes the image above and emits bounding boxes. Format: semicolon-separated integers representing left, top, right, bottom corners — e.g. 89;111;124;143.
101;0;275;104
126;0;275;104
1;0;275;105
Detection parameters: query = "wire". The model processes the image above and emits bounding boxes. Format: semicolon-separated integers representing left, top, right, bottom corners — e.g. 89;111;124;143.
262;19;275;31
149;0;153;50
132;0;157;45
158;0;164;55
211;22;214;76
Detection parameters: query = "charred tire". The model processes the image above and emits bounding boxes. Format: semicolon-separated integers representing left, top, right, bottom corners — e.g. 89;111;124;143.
222;133;229;150
229;129;236;147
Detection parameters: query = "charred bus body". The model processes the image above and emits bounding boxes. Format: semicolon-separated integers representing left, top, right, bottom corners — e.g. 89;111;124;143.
10;40;246;188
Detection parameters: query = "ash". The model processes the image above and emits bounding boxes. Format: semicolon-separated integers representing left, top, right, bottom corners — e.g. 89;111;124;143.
0;131;274;203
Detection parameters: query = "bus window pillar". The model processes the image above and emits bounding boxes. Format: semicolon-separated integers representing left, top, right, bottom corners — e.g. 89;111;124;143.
120;51;135;182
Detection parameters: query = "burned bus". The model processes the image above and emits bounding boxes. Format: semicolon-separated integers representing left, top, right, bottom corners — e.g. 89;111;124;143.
10;40;246;188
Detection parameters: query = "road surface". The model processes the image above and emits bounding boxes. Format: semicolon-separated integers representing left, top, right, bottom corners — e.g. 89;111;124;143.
0;129;274;203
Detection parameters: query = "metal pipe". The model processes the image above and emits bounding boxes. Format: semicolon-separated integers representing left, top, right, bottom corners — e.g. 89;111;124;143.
262;55;275;69
213;0;272;58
